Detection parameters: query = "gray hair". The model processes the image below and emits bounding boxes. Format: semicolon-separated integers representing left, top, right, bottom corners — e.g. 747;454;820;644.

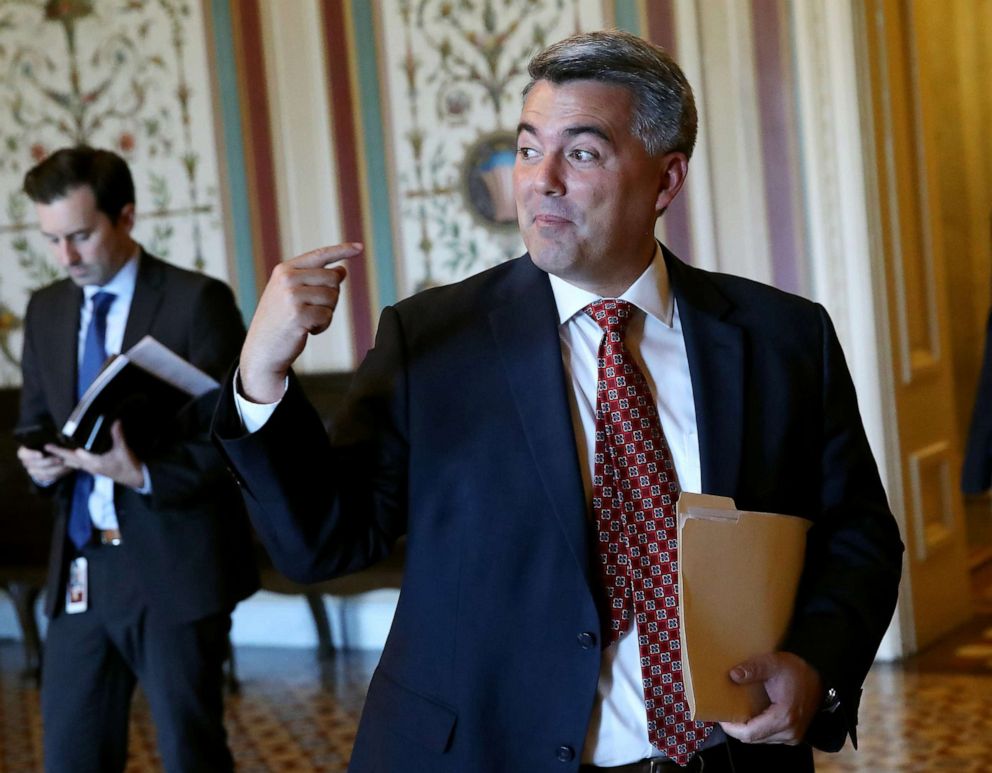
523;29;697;159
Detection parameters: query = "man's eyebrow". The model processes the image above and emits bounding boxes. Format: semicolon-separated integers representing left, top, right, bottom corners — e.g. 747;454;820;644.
563;125;612;144
515;122;612;144
40;227;89;240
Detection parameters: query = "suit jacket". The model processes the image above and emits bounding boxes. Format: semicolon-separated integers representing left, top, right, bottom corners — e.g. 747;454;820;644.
19;251;258;622
962;308;992;493
215;248;904;772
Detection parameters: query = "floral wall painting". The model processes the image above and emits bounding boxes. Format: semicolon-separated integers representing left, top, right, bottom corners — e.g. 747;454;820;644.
0;0;227;386
380;0;605;296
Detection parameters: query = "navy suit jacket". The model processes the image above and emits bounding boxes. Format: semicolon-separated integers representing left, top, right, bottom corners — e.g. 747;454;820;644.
962;308;992;493
19;252;258;622
215;248;903;772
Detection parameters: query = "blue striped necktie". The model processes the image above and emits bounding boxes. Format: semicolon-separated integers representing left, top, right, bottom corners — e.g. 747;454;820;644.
67;291;116;550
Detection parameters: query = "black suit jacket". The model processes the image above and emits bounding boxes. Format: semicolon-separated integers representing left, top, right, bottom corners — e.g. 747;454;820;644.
215;249;903;772
19;251;258;622
962;308;992;493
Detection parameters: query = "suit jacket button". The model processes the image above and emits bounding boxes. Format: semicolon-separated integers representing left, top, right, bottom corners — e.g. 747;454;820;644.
577;631;597;649
556;745;575;762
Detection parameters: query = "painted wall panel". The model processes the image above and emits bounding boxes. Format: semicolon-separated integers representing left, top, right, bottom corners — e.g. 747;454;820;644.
0;0;229;385
373;0;605;298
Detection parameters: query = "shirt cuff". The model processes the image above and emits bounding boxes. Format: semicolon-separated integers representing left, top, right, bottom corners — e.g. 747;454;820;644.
233;367;286;433
132;464;153;495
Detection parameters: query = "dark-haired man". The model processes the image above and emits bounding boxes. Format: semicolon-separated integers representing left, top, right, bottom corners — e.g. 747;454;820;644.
15;146;257;773
215;31;903;772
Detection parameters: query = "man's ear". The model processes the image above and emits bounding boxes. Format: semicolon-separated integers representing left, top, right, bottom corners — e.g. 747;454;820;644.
115;202;136;234
655;152;689;214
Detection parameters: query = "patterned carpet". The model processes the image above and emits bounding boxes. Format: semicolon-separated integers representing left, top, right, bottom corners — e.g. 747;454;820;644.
0;645;376;773
814;663;992;772
1;617;992;771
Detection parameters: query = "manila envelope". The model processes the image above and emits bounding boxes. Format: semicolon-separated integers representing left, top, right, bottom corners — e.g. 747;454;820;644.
676;492;811;723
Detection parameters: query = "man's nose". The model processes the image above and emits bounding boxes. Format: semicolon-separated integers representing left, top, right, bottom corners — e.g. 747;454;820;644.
534;155;565;196
57;240;79;266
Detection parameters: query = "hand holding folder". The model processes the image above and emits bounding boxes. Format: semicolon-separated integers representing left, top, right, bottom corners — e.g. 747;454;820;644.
60;335;219;454
676;492;811;723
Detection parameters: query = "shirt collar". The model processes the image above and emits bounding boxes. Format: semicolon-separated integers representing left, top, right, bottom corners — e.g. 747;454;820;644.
83;248;141;304
547;243;674;327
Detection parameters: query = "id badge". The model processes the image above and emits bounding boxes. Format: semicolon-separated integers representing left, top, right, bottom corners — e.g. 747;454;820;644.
65;556;88;614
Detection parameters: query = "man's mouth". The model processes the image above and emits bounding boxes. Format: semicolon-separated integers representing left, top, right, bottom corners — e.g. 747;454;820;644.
534;214;573;226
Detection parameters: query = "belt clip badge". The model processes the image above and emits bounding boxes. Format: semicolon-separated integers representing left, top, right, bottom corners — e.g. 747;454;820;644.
65;556;88;614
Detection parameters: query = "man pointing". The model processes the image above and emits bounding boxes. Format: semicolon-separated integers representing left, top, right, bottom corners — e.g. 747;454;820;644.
215;30;903;772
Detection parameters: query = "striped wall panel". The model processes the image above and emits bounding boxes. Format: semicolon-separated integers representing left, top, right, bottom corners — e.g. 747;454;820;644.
208;0;814;375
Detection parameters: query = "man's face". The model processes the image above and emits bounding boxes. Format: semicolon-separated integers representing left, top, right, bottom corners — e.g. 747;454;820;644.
514;79;683;296
35;185;134;287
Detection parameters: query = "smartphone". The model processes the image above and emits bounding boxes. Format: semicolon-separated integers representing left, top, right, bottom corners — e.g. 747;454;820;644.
14;423;60;454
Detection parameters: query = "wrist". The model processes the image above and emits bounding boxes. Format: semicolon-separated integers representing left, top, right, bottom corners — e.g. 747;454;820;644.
119;464;145;489
237;364;288;405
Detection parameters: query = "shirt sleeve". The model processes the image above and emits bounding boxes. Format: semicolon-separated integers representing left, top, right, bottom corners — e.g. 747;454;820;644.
132;464;153;495
233;368;287;433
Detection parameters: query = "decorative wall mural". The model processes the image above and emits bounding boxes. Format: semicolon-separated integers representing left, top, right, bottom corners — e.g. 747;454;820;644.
379;0;605;295
0;0;227;385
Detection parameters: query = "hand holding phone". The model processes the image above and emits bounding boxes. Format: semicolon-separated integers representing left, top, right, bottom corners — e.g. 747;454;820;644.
15;424;73;485
14;424;60;455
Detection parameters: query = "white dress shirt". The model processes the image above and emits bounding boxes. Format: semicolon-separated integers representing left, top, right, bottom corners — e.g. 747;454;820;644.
233;247;702;764
548;247;702;765
77;251;151;528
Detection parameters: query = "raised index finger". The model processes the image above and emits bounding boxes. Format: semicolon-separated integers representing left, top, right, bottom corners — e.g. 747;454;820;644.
288;242;364;270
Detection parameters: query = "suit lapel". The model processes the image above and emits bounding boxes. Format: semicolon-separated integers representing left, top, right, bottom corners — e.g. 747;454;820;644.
666;249;745;498
122;251;165;350
50;282;83;422
485;250;745;573
488;259;591;581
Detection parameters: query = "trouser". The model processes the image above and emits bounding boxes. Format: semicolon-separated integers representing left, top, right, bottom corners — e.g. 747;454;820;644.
579;737;815;772
41;540;233;773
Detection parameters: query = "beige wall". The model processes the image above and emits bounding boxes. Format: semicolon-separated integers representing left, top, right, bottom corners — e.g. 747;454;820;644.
941;1;992;481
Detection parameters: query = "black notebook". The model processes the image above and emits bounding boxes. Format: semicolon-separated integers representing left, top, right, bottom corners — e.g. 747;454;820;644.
60;335;219;454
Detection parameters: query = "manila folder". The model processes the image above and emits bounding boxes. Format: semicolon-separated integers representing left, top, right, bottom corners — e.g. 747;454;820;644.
676;492;811;723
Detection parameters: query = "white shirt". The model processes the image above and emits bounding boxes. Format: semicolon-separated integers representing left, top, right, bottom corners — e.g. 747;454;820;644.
77;251;150;528
549;248;702;765
234;247;702;764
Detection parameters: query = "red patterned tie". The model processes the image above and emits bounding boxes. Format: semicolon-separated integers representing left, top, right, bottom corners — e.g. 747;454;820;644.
585;299;713;766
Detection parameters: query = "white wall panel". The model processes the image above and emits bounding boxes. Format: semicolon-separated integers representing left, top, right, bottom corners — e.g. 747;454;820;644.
260;0;357;371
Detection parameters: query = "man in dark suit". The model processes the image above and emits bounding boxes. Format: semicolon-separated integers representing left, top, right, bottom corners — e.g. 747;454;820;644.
15;147;257;773
962;308;992;494
214;31;903;772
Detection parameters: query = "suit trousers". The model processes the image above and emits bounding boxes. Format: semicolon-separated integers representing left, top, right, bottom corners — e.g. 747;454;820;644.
580;739;815;773
41;540;233;773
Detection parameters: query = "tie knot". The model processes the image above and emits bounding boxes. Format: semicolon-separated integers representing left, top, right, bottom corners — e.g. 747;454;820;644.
584;299;633;336
90;291;115;319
